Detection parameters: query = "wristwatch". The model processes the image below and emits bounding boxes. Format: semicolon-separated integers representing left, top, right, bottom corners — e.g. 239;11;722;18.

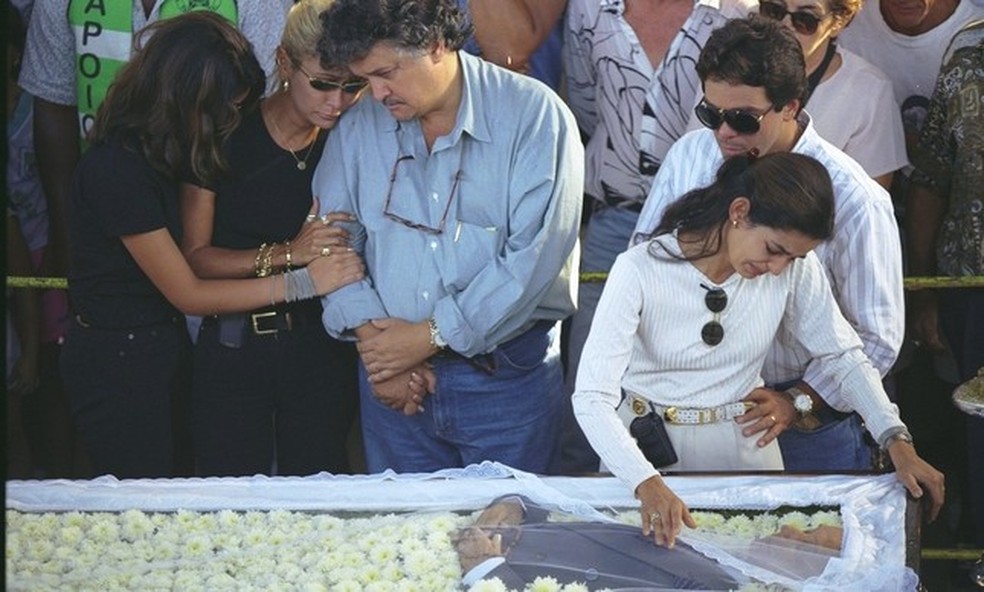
428;317;447;350
785;385;814;415
882;429;914;450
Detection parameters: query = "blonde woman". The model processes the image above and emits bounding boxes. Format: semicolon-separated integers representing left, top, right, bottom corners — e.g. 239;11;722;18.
759;0;907;188
180;0;367;477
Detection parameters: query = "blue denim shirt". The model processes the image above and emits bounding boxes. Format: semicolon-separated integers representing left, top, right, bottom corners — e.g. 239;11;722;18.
315;52;583;357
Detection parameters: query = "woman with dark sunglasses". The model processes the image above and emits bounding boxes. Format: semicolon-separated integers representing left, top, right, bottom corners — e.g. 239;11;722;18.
572;152;944;549
60;12;365;480
178;0;367;477
758;0;906;189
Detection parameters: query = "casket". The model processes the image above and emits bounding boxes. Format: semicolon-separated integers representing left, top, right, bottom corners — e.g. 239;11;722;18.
6;462;920;591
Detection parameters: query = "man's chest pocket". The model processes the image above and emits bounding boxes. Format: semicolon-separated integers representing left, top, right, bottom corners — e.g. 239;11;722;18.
442;220;502;291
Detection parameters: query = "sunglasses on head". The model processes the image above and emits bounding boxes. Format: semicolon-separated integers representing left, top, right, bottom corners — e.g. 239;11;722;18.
701;284;727;346
759;1;825;35
295;63;368;94
694;98;773;135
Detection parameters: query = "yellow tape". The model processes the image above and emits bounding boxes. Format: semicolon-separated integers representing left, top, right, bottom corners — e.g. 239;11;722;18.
6;274;984;290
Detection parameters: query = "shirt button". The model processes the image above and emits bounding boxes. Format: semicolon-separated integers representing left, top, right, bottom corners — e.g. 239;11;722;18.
431;192;439;201
430;240;438;250
422;291;430;300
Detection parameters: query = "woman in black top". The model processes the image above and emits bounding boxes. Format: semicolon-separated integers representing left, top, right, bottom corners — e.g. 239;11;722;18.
180;0;366;476
60;12;364;479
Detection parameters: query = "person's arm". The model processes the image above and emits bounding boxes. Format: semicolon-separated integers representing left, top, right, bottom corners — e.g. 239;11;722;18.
563;0;598;136
905;182;948;351
572;251;696;548
7;213;41;397
122;228;363;316
469;0;567;73
796;187;904;403
904;64;955;353
33;98;80;276
783;255;945;519
180;184;351;279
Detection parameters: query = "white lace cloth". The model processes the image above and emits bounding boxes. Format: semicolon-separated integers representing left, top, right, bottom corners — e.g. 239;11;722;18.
6;462;918;591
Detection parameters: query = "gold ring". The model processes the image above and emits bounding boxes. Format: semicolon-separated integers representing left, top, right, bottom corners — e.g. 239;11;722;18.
321;246;331;257
649;511;661;524
769;415;777;424
305;214;317;222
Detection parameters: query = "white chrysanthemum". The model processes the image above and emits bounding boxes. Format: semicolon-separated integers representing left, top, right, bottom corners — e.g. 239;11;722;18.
334;579;362;592
778;511;811;531
242;527;267;547
810;510;842;528
56;524;84;548
119;509;155;542
527;575;563;592
403;549;438;576
365;580;397;592
561;583;591;592
691;511;727;530
368;544;398;563
86;518;120;544
379;562;405;582
205;571;239;589
471;577;511;592
182;534;213;557
300;581;329;592
328;566;360;583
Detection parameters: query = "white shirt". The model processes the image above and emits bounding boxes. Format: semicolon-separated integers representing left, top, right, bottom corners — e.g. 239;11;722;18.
808;48;909;179
574;238;904;492
563;0;754;204
631;113;904;396
838;0;984;139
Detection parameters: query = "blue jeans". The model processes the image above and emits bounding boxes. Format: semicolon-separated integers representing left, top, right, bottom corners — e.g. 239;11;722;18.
554;206;639;474
778;408;873;471
360;321;564;474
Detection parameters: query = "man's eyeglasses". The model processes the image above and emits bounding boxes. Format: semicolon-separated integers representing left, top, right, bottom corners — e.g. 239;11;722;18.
701;284;727;346
759;1;825;35
383;155;462;235
694;98;774;135
295;63;368;94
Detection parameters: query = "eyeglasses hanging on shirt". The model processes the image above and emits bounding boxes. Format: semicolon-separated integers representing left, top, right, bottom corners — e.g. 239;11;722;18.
383;154;463;235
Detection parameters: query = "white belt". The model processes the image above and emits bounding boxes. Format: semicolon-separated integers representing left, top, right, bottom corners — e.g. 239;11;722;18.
626;394;754;425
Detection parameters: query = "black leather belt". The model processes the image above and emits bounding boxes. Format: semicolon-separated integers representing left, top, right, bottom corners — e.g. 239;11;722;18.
204;302;323;337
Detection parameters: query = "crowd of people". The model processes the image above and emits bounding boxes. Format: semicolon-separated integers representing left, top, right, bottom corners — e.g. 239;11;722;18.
6;0;982;562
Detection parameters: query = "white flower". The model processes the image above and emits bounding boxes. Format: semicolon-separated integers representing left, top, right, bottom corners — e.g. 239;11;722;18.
778;511;811;531
561;583;590;592
526;576;562;591
471;577;510;592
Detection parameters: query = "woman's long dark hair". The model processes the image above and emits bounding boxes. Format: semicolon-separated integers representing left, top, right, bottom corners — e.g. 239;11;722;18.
90;12;265;184
650;153;834;261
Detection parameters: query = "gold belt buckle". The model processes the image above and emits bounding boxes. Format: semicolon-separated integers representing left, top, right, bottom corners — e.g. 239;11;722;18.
698;408;714;424
251;311;280;335
631;398;648;416
663;406;678;423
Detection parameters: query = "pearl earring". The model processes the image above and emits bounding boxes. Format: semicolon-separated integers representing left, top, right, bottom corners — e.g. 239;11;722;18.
732;219;738;228
281;79;290;93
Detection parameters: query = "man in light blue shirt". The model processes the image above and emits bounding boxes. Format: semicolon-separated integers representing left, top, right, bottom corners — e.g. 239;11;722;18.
314;0;583;474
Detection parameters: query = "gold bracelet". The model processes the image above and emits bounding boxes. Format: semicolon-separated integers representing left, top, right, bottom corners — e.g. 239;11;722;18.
254;243;268;277
257;243;275;278
284;241;292;271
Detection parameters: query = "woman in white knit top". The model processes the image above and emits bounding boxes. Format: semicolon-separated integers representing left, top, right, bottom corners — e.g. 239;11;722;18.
572;153;944;548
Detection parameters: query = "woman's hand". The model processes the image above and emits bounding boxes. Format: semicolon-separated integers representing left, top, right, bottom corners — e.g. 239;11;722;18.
887;439;945;522
635;474;696;548
305;247;364;295
291;201;354;266
738;387;795;447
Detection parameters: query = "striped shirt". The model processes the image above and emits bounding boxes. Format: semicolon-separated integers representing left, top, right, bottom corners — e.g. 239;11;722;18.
632;113;904;396
573;238;904;491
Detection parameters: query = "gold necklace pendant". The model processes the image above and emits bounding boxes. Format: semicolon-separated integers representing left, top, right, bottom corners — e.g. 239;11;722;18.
267;106;317;171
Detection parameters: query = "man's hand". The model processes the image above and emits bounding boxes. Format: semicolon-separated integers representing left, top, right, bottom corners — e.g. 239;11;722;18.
371;364;436;415
907;291;948;353
453;527;504;573
636;474;696;549
776;524;843;551
887;439;946;522
737;388;794;447
357;318;436;383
